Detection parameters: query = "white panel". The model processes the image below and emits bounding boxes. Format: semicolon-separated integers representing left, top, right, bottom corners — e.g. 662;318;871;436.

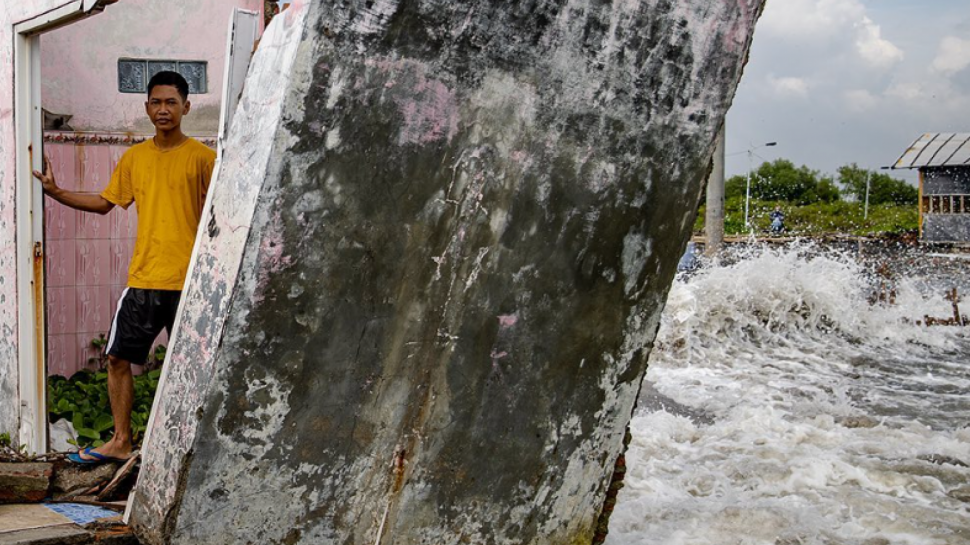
128;4;308;528
218;9;260;150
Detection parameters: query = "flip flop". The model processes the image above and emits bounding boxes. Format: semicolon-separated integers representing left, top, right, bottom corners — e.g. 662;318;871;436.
67;447;127;465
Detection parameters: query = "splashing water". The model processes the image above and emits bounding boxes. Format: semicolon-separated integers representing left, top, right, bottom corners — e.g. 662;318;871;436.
608;244;970;545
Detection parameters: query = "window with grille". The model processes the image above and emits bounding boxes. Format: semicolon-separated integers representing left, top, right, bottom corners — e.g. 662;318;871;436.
118;59;208;94
923;195;970;214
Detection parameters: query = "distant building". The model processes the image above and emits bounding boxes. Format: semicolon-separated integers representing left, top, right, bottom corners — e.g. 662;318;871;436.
892;133;970;243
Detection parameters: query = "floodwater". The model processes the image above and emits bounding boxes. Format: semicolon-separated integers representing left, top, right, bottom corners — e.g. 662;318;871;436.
607;244;970;545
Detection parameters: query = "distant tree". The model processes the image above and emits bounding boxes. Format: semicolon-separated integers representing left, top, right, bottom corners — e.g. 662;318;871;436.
725;174;747;201
837;164;917;205
724;159;840;205
800;177;841;204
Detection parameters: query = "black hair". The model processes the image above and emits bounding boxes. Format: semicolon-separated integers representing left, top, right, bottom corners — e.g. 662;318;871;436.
147;71;189;101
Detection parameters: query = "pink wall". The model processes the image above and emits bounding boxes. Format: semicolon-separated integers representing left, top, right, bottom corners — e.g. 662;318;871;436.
45;141;133;377
41;0;262;135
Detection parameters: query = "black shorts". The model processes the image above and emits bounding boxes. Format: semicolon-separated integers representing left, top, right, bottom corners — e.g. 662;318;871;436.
106;288;182;364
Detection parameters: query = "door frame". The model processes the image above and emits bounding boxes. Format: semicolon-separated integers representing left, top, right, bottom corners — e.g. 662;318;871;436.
13;0;113;454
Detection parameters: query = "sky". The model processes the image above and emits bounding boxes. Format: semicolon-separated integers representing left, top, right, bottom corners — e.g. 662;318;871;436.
725;0;970;183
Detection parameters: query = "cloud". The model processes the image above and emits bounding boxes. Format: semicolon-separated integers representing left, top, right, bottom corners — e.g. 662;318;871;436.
758;0;903;69
885;82;923;102
932;36;970;75
729;0;970;181
844;89;878;112
759;0;865;40
768;76;810;98
855;17;904;68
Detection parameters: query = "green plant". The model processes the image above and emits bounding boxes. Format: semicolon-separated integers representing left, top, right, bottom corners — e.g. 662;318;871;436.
89;333;108;370
48;368;162;449
0;432;10;447
146;344;167;372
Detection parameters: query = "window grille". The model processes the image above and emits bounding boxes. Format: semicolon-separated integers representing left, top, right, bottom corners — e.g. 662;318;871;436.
118;59;208;94
923;195;970;214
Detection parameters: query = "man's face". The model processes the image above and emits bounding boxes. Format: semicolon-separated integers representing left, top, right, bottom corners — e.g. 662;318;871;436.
145;85;190;132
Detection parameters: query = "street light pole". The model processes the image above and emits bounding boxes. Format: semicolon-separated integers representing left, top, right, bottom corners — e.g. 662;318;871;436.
744;151;753;229
864;170;871;220
743;141;777;230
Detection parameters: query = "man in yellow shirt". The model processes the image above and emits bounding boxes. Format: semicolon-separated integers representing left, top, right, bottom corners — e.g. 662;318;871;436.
33;71;215;464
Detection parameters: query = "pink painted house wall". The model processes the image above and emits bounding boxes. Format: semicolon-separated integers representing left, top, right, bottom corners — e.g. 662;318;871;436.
42;0;262;135
38;0;259;378
44;141;131;377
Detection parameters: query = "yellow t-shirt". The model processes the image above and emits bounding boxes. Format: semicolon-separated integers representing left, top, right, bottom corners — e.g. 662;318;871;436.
101;138;216;291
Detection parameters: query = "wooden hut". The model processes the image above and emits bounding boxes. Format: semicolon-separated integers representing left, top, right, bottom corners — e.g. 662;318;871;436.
893;133;970;243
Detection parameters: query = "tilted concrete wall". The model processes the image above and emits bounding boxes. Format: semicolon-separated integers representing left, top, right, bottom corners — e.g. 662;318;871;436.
131;0;765;543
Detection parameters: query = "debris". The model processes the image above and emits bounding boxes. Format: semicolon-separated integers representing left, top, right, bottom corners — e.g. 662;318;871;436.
949;486;970;504
0;463;52;504
97;453;140;502
51;460;119;500
868;262;897;306
916;454;969;468
836;415;880;429
921;288;968;326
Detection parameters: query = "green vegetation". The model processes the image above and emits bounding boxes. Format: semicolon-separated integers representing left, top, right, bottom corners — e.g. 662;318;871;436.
47;334;167;449
699;160;918;236
48;368;161;449
837;164;918;205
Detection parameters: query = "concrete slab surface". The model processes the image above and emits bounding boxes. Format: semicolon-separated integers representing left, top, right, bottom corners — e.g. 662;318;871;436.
0;503;135;545
0;505;70;534
0;525;89;545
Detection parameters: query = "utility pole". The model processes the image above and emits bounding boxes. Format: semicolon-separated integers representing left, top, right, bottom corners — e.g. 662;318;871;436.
743;141;777;230
705;124;725;255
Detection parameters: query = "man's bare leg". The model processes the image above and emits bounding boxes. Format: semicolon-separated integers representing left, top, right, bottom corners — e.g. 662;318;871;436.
79;355;134;460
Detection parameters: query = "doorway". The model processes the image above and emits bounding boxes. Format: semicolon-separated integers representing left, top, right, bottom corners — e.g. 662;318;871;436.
13;0;112;457
14;0;260;455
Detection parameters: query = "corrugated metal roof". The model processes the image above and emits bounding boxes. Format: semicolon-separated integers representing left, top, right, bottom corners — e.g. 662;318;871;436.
893;133;970;169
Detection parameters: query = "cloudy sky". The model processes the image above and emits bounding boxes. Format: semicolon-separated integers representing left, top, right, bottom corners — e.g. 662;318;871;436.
725;0;970;182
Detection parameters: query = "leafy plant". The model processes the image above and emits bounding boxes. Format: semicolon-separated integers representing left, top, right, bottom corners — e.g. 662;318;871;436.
48;367;162;449
89;333;108;370
146;344;167;373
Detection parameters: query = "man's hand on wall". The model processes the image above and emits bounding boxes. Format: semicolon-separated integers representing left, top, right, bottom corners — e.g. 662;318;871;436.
31;155;59;195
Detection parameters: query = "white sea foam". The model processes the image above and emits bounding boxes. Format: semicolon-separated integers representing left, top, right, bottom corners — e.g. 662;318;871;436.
608;244;970;545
